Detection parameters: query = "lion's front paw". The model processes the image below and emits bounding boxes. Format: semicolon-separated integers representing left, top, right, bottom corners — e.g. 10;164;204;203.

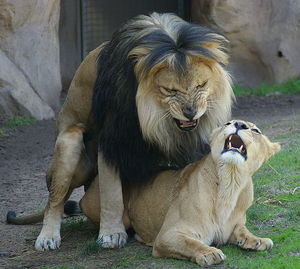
35;235;61;251
237;236;273;251
97;232;128;248
195;247;226;266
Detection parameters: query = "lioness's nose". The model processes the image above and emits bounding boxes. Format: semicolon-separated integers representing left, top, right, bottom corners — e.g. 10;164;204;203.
183;106;197;120
234;122;248;130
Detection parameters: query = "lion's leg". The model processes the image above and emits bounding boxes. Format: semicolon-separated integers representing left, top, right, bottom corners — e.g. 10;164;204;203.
229;223;273;251
35;125;85;251
153;228;226;266
96;153;127;248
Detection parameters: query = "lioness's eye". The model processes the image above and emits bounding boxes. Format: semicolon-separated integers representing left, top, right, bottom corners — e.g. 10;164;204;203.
197;81;207;89
225;122;231;126
251;128;261;134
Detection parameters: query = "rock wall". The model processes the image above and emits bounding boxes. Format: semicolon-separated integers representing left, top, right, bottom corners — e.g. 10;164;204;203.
0;0;61;120
191;0;300;86
59;0;81;92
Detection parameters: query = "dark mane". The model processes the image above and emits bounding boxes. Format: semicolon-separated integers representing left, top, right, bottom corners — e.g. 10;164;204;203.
91;13;227;186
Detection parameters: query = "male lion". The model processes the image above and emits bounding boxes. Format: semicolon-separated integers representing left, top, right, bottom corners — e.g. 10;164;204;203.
7;13;233;250
80;120;281;266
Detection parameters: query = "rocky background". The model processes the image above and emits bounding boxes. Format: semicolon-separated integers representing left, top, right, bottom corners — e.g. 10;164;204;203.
0;0;60;120
0;0;299;120
191;0;300;86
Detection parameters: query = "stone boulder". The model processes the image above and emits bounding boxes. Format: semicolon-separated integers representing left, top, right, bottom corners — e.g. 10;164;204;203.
191;0;300;86
0;0;61;120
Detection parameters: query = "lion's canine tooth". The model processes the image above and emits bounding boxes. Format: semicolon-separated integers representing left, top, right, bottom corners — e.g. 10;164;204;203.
239;145;243;152
229;142;232;148
229;135;232;141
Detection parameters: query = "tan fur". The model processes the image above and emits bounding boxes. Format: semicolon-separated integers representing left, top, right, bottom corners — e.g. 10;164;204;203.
80;120;280;266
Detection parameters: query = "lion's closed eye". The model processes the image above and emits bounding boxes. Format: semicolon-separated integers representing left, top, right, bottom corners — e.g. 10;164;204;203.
196;81;208;89
160;87;178;96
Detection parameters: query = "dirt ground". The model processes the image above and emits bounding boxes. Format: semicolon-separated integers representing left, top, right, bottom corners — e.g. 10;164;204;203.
0;94;299;269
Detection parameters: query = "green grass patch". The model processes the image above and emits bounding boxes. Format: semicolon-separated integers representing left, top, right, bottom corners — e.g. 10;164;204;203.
82;240;102;256
40;266;82;269
0;116;37;135
234;79;300;96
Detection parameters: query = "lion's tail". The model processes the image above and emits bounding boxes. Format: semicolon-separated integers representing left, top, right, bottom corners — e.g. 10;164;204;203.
6;200;81;225
6;210;44;225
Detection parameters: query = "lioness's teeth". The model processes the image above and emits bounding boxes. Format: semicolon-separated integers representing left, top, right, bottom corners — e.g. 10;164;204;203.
228;142;232;148
229;135;232;141
239;145;243;152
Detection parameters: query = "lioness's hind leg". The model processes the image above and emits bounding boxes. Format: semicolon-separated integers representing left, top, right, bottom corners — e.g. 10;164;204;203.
229;224;273;251
35;125;85;251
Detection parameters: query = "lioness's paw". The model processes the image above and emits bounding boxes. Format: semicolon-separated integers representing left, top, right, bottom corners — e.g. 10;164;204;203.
35;235;61;251
237;237;273;251
195;247;226;266
97;232;128;248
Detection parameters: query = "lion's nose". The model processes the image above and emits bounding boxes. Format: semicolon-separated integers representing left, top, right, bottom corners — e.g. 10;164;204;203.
183;106;197;120
234;122;248;130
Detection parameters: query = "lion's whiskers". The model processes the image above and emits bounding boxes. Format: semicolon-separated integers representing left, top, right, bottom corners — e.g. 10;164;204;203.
160;111;171;121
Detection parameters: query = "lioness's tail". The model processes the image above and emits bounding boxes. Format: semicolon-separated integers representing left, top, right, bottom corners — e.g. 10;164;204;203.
6;200;81;225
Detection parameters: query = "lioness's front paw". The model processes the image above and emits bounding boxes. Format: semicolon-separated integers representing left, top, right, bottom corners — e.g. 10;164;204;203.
35;235;61;251
97;232;128;248
195;247;226;266
237;237;273;251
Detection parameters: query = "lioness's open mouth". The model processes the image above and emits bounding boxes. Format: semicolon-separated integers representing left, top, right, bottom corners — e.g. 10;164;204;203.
174;119;198;131
222;134;247;159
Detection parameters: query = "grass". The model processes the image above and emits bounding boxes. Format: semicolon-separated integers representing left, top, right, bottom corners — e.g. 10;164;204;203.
82;240;102;256
40;265;83;269
234;79;300;97
0;116;37;136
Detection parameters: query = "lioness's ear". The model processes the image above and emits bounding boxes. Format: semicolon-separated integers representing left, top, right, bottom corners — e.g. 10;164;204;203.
266;142;281;161
271;142;281;155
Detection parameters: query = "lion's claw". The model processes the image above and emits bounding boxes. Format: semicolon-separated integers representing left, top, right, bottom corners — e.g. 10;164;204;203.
35;236;61;251
97;232;128;248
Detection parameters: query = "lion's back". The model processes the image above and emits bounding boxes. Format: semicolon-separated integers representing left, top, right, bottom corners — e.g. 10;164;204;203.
57;44;106;132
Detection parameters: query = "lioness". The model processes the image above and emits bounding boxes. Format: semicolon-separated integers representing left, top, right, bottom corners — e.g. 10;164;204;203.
80;120;280;266
7;13;234;250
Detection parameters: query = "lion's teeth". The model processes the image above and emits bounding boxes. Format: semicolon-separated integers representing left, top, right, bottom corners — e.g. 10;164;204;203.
229;135;232;141
228;142;232;148
239;145;243;152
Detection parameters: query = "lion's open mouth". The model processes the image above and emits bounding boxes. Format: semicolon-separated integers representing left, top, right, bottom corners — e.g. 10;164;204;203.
174;119;198;131
222;134;247;159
